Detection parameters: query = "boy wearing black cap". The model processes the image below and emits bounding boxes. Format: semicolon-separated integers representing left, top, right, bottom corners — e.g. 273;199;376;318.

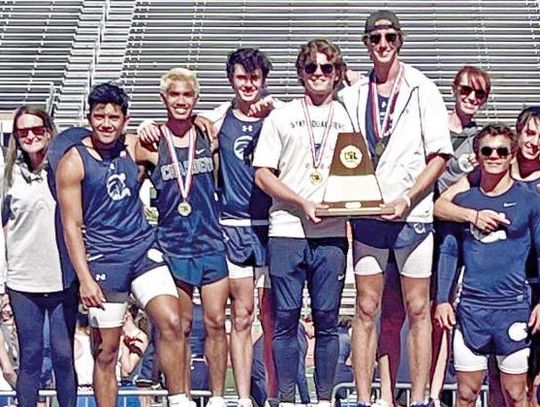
338;10;453;407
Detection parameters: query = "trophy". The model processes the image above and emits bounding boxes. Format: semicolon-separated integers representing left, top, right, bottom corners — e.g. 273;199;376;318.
316;132;394;217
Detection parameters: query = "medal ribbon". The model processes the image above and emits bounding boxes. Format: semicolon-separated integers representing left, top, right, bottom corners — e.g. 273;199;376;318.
301;98;335;171
369;63;404;141
163;126;196;203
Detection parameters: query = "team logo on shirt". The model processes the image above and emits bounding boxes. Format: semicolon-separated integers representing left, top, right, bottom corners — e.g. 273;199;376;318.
507;322;528;342
457;154;475;173
469;225;507;243
234;135;254;161
339;145;362;169
106;173;131;201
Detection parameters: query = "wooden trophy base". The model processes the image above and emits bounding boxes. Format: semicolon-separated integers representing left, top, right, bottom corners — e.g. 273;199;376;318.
316;203;395;217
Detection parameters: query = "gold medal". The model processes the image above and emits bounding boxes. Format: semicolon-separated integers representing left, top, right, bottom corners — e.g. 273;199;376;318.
375;140;386;157
310;170;323;185
177;201;192;217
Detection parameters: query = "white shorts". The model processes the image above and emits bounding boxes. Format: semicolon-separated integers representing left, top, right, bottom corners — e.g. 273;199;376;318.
353;233;433;278
255;266;271;289
88;265;178;328
453;328;530;374
227;259;254;280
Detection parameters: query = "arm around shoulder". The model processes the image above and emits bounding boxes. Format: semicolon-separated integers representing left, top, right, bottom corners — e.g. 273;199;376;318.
434;175;475;222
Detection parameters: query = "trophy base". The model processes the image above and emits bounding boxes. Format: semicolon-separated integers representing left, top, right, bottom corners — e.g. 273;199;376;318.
316;205;395;217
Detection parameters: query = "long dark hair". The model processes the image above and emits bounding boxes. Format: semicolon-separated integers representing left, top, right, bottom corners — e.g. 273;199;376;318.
4;105;57;189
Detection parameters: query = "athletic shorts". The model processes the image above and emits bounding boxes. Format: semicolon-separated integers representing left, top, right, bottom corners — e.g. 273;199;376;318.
88;264;178;328
268;237;348;311
351;219;433;278
453;328;530;374
87;243;165;296
221;222;268;279
454;302;530;373
165;251;228;287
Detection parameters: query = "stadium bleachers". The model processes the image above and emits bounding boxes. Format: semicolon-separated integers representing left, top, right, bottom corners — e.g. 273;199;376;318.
120;0;540;127
0;0;83;114
0;0;538;129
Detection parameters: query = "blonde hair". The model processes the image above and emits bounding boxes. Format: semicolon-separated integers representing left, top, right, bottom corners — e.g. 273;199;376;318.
160;67;200;96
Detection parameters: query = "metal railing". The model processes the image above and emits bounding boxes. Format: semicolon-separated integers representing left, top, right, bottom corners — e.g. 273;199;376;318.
332;382;490;407
0;388;212;407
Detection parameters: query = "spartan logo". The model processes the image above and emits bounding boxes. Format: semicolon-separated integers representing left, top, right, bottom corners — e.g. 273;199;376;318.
106;173;131;201
469;211;508;243
339;145;362;169
233;135;254;161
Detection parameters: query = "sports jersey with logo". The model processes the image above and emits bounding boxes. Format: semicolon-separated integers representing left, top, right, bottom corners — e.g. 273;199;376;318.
75;142;154;260
452;182;540;307
151;130;224;258
218;108;271;220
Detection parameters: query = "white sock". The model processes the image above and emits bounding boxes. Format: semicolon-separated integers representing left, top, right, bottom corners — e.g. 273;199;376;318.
168;394;189;407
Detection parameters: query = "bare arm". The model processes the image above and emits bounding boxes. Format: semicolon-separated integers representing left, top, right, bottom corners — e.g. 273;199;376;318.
56;149;106;309
254;167;326;223
119;331;149;377
434;175;474;222
132;133;158;167
434;174;509;231
0;327;16;388
382;153;449;220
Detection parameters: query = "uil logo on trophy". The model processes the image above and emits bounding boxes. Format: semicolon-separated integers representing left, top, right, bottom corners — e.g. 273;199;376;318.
316;132;394;216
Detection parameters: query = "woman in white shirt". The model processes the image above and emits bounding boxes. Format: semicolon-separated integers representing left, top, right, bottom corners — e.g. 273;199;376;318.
3;106;78;407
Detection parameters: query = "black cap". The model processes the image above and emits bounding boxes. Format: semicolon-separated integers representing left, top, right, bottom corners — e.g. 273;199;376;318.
364;10;401;34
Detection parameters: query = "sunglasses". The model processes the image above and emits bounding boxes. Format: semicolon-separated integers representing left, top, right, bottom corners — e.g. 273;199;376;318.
480;146;510;158
16;125;47;138
368;32;398;45
458;85;487;101
304;63;334;75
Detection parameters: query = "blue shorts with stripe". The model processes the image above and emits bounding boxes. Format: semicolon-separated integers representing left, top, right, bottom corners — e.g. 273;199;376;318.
87;241;163;299
221;224;268;267
164;251;228;287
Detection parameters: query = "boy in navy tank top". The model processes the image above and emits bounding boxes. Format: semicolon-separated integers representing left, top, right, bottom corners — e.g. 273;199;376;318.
213;49;275;407
434;124;540;407
56;83;184;407
134;68;229;407
137;51;279;406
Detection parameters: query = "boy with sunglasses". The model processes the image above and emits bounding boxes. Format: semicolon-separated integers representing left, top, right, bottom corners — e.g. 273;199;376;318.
434;123;540;407
253;38;353;406
338;10;453;407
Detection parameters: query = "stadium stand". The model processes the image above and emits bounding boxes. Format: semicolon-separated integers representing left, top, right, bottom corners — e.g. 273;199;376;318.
0;0;538;130
119;0;540;128
0;0;83;115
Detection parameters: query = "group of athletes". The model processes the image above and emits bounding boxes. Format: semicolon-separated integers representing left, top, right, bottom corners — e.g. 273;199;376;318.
3;7;540;407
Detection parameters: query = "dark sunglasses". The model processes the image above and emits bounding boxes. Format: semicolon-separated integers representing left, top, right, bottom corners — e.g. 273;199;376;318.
368;32;398;45
459;85;487;101
480;146;510;158
304;63;334;75
16;125;46;138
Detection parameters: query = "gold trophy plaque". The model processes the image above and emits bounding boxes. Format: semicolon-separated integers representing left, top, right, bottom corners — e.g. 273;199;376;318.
316;132;394;217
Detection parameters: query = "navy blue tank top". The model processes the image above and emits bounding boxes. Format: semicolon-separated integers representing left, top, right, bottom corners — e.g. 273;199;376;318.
218;108;271;220
151;130;224;257
75;142;154;258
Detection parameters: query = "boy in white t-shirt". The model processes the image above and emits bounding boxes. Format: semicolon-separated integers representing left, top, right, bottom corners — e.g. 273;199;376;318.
253;38;353;406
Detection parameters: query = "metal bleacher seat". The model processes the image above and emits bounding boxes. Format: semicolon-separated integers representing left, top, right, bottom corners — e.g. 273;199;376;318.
121;0;540;129
0;0;83;115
